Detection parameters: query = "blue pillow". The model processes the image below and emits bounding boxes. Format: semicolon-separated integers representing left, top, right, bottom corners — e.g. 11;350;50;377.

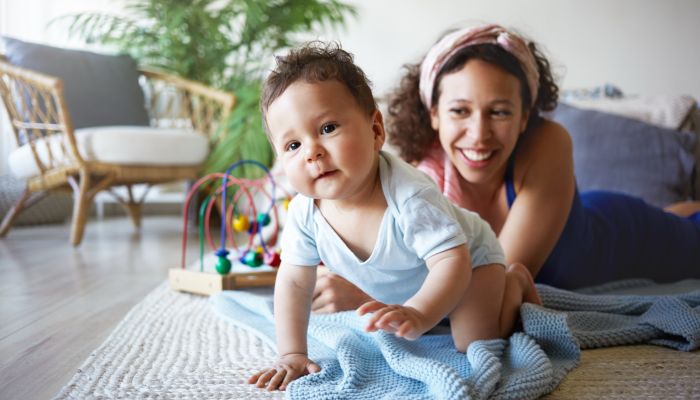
2;36;149;134
549;103;697;208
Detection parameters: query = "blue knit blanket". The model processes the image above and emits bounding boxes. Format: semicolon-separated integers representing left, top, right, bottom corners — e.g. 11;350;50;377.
210;279;700;399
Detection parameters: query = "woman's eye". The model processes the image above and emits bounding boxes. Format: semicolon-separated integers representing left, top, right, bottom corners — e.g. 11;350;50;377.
492;109;512;117
286;141;300;152
321;123;337;134
448;108;468;116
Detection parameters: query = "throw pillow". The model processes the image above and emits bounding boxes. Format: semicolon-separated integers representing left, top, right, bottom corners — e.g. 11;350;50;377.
563;95;697;130
549;103;697;208
2;36;149;137
689;108;700;200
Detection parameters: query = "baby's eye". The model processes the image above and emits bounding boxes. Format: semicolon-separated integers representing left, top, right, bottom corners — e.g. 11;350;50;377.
448;107;469;116
321;123;337;134
286;141;300;152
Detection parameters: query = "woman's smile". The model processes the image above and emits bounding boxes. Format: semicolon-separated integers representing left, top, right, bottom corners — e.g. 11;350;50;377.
463;148;494;161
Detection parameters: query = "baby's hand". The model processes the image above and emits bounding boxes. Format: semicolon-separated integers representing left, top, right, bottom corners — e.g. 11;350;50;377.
248;353;320;391
357;301;427;340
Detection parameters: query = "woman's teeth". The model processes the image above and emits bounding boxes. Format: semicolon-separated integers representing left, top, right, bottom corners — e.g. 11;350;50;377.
463;149;493;162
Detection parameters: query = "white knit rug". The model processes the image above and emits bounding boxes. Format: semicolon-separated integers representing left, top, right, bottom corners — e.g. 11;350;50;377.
54;283;285;399
55;281;700;399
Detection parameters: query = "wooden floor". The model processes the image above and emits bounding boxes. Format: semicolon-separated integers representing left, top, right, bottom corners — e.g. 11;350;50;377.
0;215;194;400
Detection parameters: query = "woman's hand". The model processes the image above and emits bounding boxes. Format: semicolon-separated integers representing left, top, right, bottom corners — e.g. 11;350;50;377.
312;271;372;313
357;301;428;340
248;353;320;391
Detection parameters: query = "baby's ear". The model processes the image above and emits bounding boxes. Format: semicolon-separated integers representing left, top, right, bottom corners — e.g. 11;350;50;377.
371;110;386;150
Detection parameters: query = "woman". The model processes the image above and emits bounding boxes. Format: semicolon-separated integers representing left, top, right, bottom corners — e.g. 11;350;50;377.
310;23;700;313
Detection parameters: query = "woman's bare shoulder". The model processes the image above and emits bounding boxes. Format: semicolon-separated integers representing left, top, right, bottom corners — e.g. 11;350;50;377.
513;118;574;189
527;118;571;148
519;118;573;165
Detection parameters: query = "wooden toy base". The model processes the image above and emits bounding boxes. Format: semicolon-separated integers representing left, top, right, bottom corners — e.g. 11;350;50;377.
169;268;277;296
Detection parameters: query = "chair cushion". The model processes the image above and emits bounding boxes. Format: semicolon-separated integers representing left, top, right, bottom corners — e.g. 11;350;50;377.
8;127;209;178
2;36;150;136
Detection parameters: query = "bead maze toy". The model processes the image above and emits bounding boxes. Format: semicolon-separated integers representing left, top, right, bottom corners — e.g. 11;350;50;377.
170;160;291;296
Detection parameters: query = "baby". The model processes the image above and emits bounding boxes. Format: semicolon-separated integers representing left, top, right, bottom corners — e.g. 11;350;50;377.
249;41;540;391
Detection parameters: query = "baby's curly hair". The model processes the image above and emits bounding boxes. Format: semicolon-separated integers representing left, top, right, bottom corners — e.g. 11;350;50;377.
261;41;377;134
386;42;558;164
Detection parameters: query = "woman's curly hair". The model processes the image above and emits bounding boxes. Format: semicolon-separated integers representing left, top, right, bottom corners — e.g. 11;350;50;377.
386;41;558;164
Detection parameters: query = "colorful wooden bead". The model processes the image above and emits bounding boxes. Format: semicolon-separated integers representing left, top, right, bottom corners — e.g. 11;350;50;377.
248;221;260;235
257;213;271;227
241;250;263;267
264;251;281;267
232;215;250;232
215;256;232;275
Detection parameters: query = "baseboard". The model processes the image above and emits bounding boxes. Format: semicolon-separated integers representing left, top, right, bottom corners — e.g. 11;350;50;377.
96;201;183;217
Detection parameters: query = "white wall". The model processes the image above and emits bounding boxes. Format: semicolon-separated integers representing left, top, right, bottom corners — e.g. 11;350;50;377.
2;0;700;173
321;0;700;100
0;0;122;46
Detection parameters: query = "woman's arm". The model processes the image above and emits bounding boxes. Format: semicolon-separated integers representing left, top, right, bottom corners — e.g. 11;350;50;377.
312;269;372;313
358;245;472;339
498;120;576;277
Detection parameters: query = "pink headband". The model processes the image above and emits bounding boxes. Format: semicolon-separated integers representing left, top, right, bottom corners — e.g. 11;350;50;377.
419;24;540;109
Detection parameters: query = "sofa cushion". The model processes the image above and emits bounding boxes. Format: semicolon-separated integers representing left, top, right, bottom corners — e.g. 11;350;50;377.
549;103;697;208
563;95;696;130
8;127;209;178
2;36;150;135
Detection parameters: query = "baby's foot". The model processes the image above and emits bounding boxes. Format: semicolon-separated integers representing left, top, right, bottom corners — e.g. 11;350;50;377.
507;263;542;305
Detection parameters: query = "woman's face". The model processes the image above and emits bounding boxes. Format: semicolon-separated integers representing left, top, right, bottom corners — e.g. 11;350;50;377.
430;59;529;186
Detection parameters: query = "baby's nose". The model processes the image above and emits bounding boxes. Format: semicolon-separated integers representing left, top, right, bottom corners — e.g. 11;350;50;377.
305;143;325;162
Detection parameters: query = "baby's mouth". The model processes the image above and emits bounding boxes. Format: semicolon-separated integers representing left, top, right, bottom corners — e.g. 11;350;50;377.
317;170;336;179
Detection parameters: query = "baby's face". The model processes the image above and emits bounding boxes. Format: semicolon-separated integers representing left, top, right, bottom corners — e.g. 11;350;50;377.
266;80;384;201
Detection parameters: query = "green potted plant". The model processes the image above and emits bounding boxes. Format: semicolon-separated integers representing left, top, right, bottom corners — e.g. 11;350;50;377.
58;0;356;179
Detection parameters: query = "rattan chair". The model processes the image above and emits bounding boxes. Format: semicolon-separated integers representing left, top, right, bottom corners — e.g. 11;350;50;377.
0;57;235;245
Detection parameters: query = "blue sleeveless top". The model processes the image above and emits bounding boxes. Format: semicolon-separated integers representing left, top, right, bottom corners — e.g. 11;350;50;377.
504;150;700;289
